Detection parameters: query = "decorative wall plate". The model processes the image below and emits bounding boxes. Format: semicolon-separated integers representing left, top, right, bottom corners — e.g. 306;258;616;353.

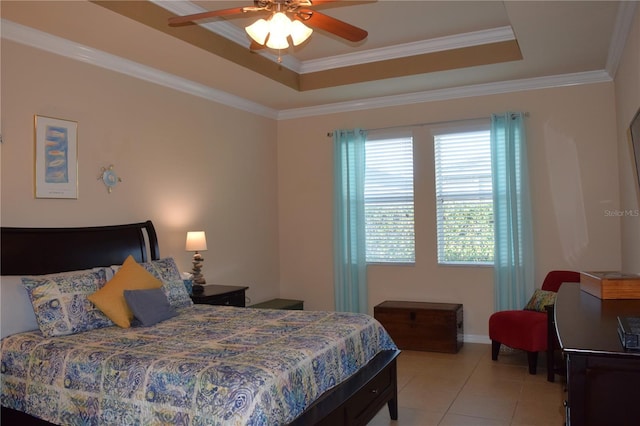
98;165;122;193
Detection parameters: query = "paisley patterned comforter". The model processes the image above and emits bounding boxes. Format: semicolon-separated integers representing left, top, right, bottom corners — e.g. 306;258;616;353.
1;305;397;425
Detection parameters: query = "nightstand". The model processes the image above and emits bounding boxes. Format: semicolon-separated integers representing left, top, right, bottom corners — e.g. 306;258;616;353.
249;298;304;310
190;284;249;307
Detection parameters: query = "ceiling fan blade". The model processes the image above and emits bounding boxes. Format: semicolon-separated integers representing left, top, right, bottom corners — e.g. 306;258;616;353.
168;7;248;27
308;0;340;5
296;9;367;42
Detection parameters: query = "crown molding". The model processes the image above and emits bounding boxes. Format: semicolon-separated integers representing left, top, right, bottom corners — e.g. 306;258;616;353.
1;19;278;119
0;18;616;122
276;70;613;120
605;0;637;78
299;26;515;74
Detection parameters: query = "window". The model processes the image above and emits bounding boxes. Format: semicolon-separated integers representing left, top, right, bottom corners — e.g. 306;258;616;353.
434;126;493;265
364;131;415;263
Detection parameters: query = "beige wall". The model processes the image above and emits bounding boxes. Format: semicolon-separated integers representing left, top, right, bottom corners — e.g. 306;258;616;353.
0;40;280;305
616;7;640;272
278;83;620;340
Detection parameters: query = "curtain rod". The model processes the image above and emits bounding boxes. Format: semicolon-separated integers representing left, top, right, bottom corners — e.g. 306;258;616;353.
326;112;529;137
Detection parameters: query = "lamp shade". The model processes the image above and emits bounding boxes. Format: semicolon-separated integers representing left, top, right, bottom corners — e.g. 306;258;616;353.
245;18;269;45
290;20;313;46
185;231;207;252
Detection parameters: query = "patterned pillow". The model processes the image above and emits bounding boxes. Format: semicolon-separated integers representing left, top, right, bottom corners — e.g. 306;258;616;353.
22;268;113;337
524;288;557;312
140;258;193;309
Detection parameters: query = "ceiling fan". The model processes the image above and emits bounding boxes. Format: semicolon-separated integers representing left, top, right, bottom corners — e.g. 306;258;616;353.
168;0;368;52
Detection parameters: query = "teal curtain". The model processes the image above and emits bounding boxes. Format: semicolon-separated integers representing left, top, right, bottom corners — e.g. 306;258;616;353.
491;113;535;311
333;129;368;313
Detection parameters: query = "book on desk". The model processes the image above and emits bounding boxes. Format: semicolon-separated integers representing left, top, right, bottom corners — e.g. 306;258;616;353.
617;316;640;350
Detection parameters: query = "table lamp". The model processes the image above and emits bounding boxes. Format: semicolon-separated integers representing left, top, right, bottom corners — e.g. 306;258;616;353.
185;231;207;292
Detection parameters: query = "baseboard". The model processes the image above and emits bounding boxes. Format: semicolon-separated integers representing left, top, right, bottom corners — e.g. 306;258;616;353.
463;334;491;344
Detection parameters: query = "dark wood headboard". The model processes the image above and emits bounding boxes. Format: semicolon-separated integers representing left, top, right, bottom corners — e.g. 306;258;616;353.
1;220;159;275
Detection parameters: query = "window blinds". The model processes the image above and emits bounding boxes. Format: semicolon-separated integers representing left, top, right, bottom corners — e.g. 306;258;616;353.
434;130;494;264
364;135;415;263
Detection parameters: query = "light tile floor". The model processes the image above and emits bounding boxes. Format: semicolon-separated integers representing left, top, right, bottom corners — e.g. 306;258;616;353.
370;343;566;426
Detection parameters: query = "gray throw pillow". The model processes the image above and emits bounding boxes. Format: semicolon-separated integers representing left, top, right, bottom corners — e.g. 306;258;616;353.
124;288;178;326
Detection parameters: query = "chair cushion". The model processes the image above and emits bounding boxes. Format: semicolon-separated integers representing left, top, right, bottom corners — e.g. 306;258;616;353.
489;310;549;352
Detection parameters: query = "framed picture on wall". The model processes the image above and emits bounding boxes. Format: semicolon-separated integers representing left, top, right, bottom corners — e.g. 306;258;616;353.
34;115;78;199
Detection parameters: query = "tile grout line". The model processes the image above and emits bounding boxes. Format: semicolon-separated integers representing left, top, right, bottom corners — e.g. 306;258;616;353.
436;346;491;425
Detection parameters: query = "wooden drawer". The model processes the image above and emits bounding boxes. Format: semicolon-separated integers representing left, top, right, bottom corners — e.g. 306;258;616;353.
346;360;393;424
190;285;248;307
305;350;399;426
374;301;463;353
250;298;304;310
213;291;246;307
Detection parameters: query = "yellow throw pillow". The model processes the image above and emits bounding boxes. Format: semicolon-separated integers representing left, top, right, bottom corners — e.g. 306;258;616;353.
88;255;163;328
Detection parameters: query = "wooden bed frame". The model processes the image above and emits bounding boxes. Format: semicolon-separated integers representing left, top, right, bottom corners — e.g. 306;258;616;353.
0;221;399;425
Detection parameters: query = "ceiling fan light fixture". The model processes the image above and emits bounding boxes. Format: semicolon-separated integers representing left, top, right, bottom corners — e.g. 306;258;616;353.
245;18;270;45
290;20;313;46
172;1;368;53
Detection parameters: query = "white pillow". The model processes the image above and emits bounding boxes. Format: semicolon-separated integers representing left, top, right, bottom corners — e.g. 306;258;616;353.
1;276;39;339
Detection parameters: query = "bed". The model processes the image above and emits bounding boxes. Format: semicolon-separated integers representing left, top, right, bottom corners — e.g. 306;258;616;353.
0;220;400;425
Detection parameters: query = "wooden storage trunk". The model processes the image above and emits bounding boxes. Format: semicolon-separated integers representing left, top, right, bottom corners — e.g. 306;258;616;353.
580;271;640;300
374;301;463;353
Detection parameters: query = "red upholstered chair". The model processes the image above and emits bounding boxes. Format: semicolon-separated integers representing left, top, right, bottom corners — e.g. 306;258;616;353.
489;270;581;376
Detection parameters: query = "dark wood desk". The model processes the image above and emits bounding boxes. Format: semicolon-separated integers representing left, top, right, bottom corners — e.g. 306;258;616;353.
555;282;640;426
